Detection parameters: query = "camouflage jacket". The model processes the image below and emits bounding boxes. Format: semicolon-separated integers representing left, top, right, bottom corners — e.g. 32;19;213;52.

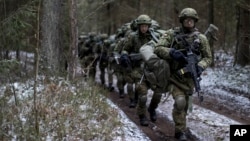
155;27;212;71
154;27;212;91
122;31;153;67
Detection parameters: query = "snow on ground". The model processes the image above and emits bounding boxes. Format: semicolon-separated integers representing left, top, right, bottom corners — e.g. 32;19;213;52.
155;93;241;141
1;50;249;141
106;99;151;141
150;50;249;141
95;49;249;141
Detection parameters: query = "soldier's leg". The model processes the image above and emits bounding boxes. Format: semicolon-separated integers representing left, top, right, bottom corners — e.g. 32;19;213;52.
89;59;97;79
116;71;125;98
107;63;114;91
127;83;135;108
148;91;162;122
124;73;136;107
171;84;189;140
136;81;149;126
99;66;105;85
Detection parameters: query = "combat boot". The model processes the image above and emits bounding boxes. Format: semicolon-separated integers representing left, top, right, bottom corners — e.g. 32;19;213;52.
175;132;187;141
139;115;149;126
148;107;157;122
119;89;125;98
129;99;136;108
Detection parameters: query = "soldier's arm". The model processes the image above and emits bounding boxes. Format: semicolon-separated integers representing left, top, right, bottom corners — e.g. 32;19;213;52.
114;39;124;53
154;29;174;60
121;33;135;54
197;34;212;69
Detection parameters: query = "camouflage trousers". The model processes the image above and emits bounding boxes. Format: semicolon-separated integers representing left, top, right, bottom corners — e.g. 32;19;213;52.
124;69;162;116
99;60;109;85
82;55;97;79
169;83;190;133
124;69;142;101
113;64;127;92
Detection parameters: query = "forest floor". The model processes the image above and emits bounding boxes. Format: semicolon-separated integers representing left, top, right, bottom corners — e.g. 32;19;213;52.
96;50;250;141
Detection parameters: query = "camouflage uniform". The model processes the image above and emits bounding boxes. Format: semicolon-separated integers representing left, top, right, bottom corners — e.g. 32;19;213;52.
106;39;116;91
121;14;155;126
113;38;127;97
79;32;98;79
111;21;138;97
94;34;109;85
154;8;212;140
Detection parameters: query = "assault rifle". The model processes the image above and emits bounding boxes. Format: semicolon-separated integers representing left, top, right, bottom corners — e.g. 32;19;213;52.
176;24;218;103
176;35;203;103
112;52;142;65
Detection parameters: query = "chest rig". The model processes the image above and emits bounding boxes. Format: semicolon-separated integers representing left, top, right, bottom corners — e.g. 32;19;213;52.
170;27;202;70
171;27;201;54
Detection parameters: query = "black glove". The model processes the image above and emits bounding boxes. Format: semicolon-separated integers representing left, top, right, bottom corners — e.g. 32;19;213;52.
120;54;131;68
169;48;186;62
197;65;204;76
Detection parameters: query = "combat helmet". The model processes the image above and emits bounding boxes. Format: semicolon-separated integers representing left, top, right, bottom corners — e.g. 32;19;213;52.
178;8;199;23
136;14;152;25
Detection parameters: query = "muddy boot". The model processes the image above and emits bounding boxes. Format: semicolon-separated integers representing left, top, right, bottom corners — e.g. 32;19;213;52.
175;132;187;141
119;89;125;98
129;98;136;108
148;107;157;122
108;83;114;92
139;115;149;126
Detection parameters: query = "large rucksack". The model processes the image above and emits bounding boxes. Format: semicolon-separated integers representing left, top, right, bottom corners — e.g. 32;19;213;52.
140;44;170;93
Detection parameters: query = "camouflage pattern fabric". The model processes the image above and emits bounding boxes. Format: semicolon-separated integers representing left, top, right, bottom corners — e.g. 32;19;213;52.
154;26;212;132
122;30;152;114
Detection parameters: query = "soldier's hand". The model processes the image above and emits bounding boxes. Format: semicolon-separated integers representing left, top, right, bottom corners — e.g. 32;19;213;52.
120;54;131;68
169;48;186;62
197;65;204;76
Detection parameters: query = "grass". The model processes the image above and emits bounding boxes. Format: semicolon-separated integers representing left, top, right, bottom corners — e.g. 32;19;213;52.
0;76;124;141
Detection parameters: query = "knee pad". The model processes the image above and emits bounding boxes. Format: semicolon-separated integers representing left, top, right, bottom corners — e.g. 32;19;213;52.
175;96;186;111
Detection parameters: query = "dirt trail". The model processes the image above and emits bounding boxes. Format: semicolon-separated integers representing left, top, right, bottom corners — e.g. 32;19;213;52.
106;90;199;141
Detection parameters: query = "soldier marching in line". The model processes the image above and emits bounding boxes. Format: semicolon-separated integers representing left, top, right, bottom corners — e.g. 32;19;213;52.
140;8;212;140
78;32;99;79
120;14;165;126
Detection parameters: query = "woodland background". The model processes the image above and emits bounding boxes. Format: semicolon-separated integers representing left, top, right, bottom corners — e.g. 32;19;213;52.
0;0;249;140
0;0;249;78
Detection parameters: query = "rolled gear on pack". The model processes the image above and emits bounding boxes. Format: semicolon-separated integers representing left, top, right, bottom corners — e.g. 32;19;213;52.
140;44;170;92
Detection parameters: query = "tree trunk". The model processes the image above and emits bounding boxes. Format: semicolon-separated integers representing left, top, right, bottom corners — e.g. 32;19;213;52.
235;2;250;66
40;0;64;75
68;0;78;80
208;0;215;67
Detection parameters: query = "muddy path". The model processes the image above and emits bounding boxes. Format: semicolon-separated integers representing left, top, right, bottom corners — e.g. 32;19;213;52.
106;90;199;141
94;66;249;140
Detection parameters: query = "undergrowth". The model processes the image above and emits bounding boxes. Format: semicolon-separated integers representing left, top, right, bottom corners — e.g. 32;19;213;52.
0;77;123;141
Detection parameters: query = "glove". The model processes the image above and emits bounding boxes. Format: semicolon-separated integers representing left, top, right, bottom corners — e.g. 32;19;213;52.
197;65;204;76
169;48;186;62
120;54;131;68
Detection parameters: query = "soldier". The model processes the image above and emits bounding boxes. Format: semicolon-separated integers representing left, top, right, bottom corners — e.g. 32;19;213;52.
141;8;212;140
111;20;137;98
112;37;127;98
104;37;116;91
120;14;157;126
94;33;109;86
79;32;98;79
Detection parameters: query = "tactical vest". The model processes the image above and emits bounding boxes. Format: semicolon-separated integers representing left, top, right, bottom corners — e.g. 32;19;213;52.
170;27;202;72
129;31;152;68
